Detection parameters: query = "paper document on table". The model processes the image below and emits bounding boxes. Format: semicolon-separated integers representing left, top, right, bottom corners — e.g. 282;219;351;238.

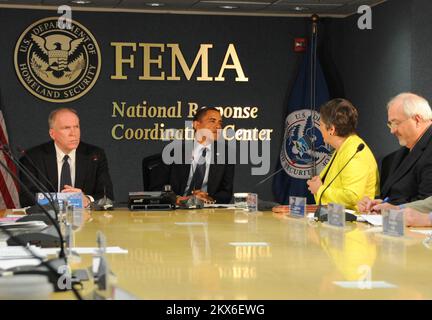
40;246;128;255
410;229;432;236
0;221;48;231
0;259;41;270
0;246;47;259
360;215;383;226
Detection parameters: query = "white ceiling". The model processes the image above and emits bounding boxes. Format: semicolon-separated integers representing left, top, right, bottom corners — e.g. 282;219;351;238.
0;0;387;17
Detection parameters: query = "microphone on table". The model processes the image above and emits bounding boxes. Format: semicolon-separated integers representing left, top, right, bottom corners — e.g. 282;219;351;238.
251;170;282;211
91;185;114;211
314;143;365;222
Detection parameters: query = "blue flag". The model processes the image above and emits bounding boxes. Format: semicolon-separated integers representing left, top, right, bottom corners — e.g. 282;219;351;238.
272;47;332;204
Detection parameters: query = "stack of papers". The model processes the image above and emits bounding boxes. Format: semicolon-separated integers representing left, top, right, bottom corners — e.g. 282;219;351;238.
0;246;46;270
0;221;48;231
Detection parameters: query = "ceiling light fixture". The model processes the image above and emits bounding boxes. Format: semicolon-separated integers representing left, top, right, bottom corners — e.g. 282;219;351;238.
293;6;309;11
145;2;165;7
219;5;238;9
71;0;92;4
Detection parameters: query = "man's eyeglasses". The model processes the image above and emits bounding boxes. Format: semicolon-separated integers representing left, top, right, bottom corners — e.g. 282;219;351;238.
387;118;411;130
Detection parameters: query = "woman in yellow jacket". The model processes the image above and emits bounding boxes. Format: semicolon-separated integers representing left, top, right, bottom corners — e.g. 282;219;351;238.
307;98;379;211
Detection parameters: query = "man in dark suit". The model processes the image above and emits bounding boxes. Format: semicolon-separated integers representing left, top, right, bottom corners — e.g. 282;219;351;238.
19;108;114;208
167;107;234;204
358;92;432;212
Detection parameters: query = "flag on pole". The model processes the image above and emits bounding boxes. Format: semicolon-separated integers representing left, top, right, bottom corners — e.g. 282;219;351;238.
0;96;19;209
272;45;332;204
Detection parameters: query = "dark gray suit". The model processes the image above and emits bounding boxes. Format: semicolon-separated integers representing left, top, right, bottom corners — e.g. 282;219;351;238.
19;141;114;207
168;143;234;204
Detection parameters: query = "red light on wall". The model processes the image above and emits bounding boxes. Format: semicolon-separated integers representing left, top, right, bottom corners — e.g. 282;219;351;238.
294;38;307;52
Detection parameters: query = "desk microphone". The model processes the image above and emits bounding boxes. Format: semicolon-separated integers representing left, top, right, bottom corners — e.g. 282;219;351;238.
91;185;114;211
249;168;285;211
314;143;365;221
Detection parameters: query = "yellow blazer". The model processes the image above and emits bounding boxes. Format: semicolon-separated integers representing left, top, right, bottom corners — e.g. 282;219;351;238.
315;135;379;210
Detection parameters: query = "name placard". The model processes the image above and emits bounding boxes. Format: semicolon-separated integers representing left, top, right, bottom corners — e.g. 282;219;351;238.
327;203;345;228
289;196;306;218
247;193;258;212
37;192;84;210
382;209;405;237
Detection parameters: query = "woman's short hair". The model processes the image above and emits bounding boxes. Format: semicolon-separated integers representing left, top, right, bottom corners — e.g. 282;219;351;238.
320;98;358;137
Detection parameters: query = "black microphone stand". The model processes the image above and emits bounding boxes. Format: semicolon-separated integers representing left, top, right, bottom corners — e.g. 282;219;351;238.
314;144;365;221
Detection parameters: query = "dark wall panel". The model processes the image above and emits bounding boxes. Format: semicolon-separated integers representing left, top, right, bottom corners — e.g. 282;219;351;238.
0;8;307;203
328;0;412;162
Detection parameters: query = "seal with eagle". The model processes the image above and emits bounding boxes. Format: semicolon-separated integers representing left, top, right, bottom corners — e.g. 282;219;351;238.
30;34;85;79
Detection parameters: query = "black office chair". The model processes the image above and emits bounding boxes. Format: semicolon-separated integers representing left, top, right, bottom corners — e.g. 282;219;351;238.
142;153;171;191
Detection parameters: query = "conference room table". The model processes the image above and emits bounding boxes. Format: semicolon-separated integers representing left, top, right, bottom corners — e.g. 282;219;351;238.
3;207;432;300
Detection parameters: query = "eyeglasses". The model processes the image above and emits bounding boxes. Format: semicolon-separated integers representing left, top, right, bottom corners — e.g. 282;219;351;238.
387;118;411;130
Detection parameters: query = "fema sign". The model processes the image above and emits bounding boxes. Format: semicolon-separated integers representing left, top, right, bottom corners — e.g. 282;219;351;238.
280;109;332;179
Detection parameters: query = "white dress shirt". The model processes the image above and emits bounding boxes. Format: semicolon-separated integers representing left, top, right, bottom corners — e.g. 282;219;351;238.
54;143;76;192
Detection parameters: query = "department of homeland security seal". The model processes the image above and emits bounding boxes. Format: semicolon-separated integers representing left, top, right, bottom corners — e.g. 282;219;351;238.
14;17;101;103
280;109;332;179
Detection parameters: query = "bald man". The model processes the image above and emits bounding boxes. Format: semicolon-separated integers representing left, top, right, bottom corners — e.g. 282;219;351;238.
19;108;114;208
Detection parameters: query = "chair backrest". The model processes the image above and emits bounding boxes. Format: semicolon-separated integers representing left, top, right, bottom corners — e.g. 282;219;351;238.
142;153;171;191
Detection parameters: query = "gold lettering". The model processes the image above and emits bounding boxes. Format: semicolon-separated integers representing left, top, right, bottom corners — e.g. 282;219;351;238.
139;43;165;80
111;42;137;80
215;44;248;82
167;44;213;81
111;124;124;140
112;101;125;117
188;102;199;118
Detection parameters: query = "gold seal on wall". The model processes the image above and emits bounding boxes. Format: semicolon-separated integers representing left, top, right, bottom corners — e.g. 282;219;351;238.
14;17;101;103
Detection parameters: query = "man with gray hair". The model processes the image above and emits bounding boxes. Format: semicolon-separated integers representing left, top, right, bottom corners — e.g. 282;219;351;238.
19;108;114;208
359;92;432;212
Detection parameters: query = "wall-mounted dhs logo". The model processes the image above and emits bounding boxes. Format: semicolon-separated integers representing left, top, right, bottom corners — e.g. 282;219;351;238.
280;110;332;179
14;17;101;103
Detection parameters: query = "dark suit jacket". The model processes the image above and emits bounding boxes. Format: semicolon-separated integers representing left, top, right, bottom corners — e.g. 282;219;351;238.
168;143;235;204
380;125;432;205
19;141;114;207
